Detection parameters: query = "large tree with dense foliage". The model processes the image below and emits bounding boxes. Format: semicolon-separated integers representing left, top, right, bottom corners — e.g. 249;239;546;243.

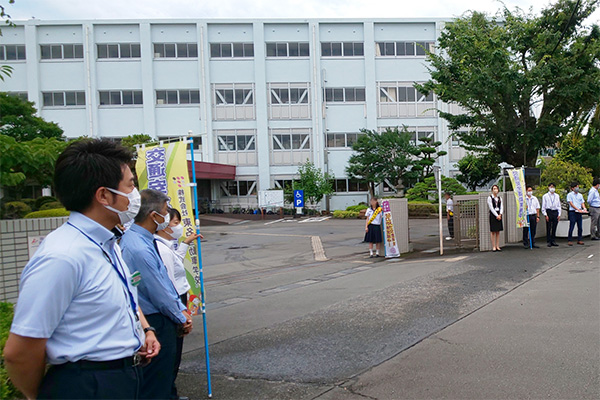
0;93;64;141
285;160;333;206
456;153;501;191
416;0;600;168
346;127;420;194
555;106;600;176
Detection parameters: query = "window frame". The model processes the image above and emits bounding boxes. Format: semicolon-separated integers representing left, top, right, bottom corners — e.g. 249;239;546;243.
97;43;142;60
41;91;86;108
265;42;310;58
98;90;143;106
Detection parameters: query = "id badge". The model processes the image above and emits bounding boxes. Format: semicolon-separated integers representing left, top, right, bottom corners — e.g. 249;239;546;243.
130;271;142;287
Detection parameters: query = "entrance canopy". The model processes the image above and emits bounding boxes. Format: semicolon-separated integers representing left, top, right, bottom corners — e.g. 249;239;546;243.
187;161;236;180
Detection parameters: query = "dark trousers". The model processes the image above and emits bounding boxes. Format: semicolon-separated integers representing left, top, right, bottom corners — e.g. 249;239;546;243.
143;313;178;400
447;215;454;238
546;210;559;244
171;293;188;399
523;215;537;246
568;210;583;242
38;362;141;399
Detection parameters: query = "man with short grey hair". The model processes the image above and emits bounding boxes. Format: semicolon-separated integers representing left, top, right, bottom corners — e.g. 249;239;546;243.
121;189;193;400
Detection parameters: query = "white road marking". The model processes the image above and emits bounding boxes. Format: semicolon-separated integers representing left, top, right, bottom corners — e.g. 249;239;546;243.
264;218;285;225
588;254;594;258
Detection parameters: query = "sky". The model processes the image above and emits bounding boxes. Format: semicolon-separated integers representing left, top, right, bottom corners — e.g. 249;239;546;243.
5;0;600;22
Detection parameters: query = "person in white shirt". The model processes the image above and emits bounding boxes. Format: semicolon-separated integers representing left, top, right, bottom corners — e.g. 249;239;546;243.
523;186;541;249
566;181;587;246
541;183;561;247
588;178;600;240
445;192;454;240
487;184;503;252
155;208;202;400
364;197;383;257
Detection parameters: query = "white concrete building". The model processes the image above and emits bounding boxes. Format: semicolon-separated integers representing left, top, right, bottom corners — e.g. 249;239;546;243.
0;18;468;211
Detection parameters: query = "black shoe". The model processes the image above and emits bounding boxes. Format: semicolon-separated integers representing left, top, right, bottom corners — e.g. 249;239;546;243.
369;255;374;258
591;237;600;241
547;243;552;247
376;254;381;257
523;244;529;249
532;245;539;248
552;243;559;247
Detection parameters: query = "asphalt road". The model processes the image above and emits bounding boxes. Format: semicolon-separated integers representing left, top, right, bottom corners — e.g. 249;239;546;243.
176;218;599;399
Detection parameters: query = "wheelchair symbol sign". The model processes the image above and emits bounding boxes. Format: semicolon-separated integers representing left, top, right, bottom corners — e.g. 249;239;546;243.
293;190;304;207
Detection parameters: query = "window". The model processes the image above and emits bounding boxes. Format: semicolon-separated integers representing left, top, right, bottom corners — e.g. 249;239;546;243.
272;131;310;150
0;45;26;61
324;87;366;102
42;91;86;107
41;44;84;60
326;132;364;148
99;90;143;106
97;43;141;59
156;89;200;105
375;41;434;57
266;42;310;57
379;84;433;103
217;133;255;151
334;178;368;192
220;180;257;197
7;92;28;101
321;42;364;57
270;87;309;104
215;88;253;105
379;126;436;145
274;179;296;190
153;43;198;58
210;42;254;58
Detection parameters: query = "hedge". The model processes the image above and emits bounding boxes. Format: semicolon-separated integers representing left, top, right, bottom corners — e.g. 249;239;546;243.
1;302;21;400
2;202;31;219
333;210;360;219
34;196;58;210
24;208;70;219
346;204;368;212
407;202;447;217
39;201;63;211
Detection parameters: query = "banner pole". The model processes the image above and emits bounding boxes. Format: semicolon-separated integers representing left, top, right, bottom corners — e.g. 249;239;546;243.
188;134;213;398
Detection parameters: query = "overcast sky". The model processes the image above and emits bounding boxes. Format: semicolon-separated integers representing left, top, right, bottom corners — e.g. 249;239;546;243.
5;0;600;22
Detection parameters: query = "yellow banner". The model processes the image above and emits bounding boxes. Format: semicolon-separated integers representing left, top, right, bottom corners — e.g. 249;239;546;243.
508;168;528;228
135;140;202;315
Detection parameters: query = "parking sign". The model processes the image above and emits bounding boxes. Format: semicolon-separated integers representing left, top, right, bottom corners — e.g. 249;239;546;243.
293;190;304;207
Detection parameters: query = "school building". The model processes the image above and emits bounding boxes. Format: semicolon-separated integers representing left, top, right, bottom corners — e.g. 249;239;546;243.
0;18;469;211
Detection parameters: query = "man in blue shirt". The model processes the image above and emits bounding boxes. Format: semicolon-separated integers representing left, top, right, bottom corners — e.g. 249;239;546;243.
588;178;600;240
4;140;160;399
566;181;587;246
121;189;193;400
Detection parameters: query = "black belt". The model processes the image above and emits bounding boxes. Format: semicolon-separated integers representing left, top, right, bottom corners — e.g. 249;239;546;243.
55;355;141;370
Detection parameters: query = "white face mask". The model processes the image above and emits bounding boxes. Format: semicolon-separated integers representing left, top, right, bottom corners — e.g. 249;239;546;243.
104;187;141;225
549;187;555;193
153;211;170;232
167;223;184;240
527;191;533;196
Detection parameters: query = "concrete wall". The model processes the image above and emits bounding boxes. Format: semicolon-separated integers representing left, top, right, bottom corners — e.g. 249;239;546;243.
0;217;69;303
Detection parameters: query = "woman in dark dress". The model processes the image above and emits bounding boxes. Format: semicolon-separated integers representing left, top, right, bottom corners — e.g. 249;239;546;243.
487;184;504;251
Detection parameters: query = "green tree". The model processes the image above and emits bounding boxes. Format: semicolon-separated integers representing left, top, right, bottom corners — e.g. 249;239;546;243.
0;93;64;141
416;1;600;168
288;160;333;206
406;175;467;202
456;153;501;191
411;135;447;181
346;127;419;194
555;106;600;176
540;158;593;200
121;134;156;157
0;134;29;187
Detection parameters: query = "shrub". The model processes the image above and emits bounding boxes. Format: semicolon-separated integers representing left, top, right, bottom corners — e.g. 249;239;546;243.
34;196;57;210
39;201;63;211
332;210;360;219
20;198;36;210
1;302;22;400
346;204;368;212
24;208;70;219
3;201;31;219
408;202;437;217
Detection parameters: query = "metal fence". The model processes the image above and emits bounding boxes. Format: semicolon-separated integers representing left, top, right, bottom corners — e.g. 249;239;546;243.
453;195;480;249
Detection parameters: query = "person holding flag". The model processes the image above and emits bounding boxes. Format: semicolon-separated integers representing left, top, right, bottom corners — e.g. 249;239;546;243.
364;197;383;257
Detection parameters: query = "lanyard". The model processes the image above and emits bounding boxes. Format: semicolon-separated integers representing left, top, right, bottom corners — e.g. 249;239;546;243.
67;222;138;314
